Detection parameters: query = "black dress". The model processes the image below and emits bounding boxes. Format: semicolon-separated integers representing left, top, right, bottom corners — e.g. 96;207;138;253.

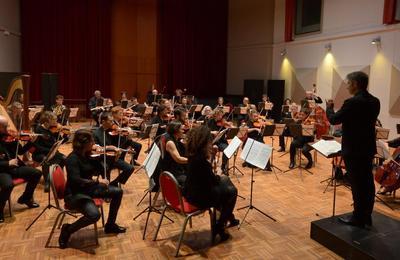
160;134;187;185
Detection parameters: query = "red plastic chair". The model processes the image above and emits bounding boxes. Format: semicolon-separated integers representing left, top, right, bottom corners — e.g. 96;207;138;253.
153;171;215;257
45;165;104;248
7;178;28;217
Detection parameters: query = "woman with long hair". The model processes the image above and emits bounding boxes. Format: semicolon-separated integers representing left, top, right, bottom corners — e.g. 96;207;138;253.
184;126;239;243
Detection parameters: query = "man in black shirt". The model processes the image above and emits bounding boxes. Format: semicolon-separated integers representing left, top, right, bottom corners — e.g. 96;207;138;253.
327;71;380;228
88;90;104;126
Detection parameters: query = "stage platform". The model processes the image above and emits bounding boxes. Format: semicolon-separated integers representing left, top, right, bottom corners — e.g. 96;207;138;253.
310;211;400;260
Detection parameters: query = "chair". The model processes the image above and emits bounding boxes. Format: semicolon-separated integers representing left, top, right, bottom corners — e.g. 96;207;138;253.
153;171;215;257
7;178;28;217
45;165;105;248
68;107;79;123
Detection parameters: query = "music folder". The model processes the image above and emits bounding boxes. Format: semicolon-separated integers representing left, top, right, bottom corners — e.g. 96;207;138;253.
311;140;341;158
223;136;243;159
142;144;161;178
240;138;272;169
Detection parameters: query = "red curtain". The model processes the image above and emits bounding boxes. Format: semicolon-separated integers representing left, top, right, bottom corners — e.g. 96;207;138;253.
383;0;398;24
285;0;295;42
20;0;111;102
158;0;228;98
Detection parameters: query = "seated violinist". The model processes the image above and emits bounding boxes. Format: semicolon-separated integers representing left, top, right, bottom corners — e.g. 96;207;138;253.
0;116;41;222
237;97;250;123
33;111;68;192
197;106;213;124
160;121;188;185
259;94;273;117
88;90;104;126
207;107;232;174
216;97;224;108
111;107;142;166
92;112;135;186
289;110;314;169
119;91;129;108
243;109;272;171
150;104;170;137
51;95;69;125
180;97;190;110
278;99;297;152
173;107;188;125
184;125;239;242
59;129;125;249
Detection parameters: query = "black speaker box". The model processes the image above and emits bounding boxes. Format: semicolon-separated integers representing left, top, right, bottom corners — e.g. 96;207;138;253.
267;80;285;121
243;79;264;104
41;73;59;111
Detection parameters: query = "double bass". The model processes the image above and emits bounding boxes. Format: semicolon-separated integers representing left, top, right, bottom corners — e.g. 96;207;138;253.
375;147;400;193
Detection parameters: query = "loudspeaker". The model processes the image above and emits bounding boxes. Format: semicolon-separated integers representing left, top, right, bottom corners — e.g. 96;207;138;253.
267;80;285;121
41;73;58;111
243;79;264;104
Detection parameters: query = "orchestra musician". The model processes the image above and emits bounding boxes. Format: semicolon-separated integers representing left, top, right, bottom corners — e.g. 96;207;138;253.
33;111;68;192
259;94;274;117
160;121;188;185
92;112;135;186
59;129;126;249
301;87;322;109
173;107;188;125
216;97;224;108
278;99;296;152
119;91;129;108
197;106;213;124
88;90;104;126
0;115;41;223
326;71;380;228
237;97;251;123
174;88;183;103
150;104;170;138
180;97;189;111
243;109;272;170
111;107;142;166
184;125;239;243
288;110;314;169
207;107;232;174
7;101;23;128
51;95;69;125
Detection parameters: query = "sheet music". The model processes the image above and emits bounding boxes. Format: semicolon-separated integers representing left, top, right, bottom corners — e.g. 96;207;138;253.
143;144;161;178
311;140;341;157
240;138;272;169
223;136;242;159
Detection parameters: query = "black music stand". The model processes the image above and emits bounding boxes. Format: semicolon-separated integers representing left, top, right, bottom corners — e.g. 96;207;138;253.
283;124;313;178
262;124;283;174
237;139;276;228
26;141;68;231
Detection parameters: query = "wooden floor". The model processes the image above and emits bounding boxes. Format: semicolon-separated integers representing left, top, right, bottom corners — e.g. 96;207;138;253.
1;122;399;259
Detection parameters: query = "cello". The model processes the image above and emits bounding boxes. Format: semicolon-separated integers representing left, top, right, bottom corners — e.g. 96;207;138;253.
375;147;400;194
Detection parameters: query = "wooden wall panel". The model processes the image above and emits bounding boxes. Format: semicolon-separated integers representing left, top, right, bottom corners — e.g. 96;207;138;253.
111;0;158;103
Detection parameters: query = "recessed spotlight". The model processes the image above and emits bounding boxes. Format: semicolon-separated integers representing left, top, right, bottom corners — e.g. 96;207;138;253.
324;43;332;52
280;48;287;56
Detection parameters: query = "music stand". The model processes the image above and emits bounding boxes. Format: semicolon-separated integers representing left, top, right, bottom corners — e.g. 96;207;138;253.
262;124;283;173
237;138;276;228
26;140;66;231
224;130;245;180
376;127;390;140
283;124;313;178
144;106;154;117
147;124;159;149
133;144;173;239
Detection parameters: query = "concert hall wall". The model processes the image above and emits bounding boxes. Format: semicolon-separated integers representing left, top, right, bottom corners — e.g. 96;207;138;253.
20;0;112;103
158;0;228;98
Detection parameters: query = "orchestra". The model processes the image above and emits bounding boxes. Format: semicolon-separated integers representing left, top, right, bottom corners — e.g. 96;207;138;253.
0;77;398;252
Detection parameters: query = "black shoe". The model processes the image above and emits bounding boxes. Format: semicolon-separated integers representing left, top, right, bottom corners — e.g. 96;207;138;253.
277;147;285;152
227;218;240;228
212;223;231;244
338;216;365;228
242;162;248;168
17;197;40;208
289;162;295;169
264;166;272;171
305;161;313;169
59;224;71;249
104;223;127;234
0;212;4;223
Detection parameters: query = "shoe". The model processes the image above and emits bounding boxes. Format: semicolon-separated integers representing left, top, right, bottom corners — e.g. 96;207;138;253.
133;160;141;166
242;162;248;168
338;216;365;228
59;224;71;249
104;223;127;234
277;147;285;152
264;166;272;171
305;161;313;169
0;212;4;223
212;223;231;244
289;162;295;169
17;197;40;208
227;218;240;228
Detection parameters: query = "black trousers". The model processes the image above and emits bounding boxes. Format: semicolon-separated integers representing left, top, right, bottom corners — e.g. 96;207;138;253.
67;184;123;234
109;159;134;185
216;141;228;169
279;127;291;149
0;166;42;212
212;176;237;225
121;139;142;161
343;155;375;223
33;152;66;181
289;137;313;164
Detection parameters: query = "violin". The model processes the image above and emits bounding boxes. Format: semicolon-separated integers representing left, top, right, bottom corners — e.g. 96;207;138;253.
109;125;140;137
1;129;43;142
216;118;233;128
48;124;72;135
90;145;135;159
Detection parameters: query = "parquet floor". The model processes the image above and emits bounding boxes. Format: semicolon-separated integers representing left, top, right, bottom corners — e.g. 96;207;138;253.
1;122;399;259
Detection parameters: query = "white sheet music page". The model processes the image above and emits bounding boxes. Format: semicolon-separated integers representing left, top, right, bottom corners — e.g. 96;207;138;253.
240;138;254;161
143;145;161;178
224;136;243;159
311;140;341;157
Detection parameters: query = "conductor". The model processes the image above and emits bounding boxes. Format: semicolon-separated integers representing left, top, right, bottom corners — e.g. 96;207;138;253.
326;71;380;228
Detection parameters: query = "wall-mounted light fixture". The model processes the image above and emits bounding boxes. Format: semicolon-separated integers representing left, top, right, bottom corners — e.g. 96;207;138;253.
371;37;381;46
0;26;21;37
280;48;287;56
324;43;332;52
